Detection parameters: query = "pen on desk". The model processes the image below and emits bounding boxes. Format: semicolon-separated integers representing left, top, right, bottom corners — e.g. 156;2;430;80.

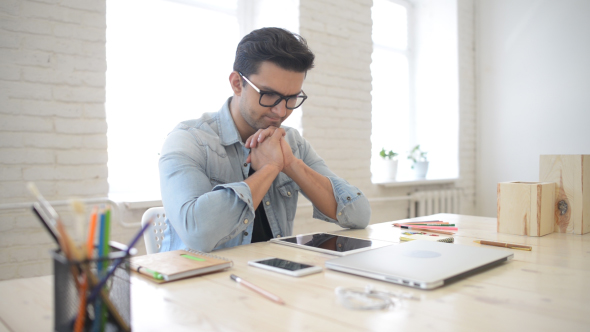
474;240;532;251
134;266;164;280
401;226;455;235
230;274;285;305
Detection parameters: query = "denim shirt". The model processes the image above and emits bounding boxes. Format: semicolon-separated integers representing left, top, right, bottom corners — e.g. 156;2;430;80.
159;98;371;253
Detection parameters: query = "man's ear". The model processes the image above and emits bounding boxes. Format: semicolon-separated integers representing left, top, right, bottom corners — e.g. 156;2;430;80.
229;71;242;96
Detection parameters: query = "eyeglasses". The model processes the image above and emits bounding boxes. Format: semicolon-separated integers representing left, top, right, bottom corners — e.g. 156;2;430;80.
238;72;307;110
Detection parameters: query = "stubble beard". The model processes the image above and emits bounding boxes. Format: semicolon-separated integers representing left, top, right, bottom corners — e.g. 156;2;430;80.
240;104;283;132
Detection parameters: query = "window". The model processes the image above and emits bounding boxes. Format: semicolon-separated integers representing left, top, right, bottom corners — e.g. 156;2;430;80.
371;0;413;181
106;0;300;199
371;0;459;182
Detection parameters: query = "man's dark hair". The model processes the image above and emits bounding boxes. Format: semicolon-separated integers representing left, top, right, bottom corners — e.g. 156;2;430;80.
233;27;315;84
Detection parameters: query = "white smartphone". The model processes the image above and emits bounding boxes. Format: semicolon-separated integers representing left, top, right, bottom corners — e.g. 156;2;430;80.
248;257;323;277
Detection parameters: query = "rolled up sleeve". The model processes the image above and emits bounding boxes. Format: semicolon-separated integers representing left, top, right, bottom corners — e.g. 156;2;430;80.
318;176;371;229
289;130;371;229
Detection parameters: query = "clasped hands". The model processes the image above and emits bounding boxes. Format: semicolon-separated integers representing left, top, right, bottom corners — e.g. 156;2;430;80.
245;126;296;173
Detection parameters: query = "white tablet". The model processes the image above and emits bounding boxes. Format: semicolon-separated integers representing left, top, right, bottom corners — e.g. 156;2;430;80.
269;232;394;256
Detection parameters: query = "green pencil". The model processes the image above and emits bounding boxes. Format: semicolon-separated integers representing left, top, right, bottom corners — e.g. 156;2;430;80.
101;206;111;329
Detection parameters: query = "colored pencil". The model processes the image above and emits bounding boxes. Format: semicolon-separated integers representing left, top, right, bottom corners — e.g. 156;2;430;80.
401;226;455;235
401;223;455;227
394;220;443;223
401;225;458;231
86;207;98;258
393;220;447;226
230;274;285;305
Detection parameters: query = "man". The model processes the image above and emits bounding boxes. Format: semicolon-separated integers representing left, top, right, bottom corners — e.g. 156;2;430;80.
159;27;371;253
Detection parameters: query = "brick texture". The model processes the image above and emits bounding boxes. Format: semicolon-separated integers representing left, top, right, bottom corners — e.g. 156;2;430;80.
457;0;476;215
0;0;135;281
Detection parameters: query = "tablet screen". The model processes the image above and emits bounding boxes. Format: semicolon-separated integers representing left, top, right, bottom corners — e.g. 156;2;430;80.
276;233;376;253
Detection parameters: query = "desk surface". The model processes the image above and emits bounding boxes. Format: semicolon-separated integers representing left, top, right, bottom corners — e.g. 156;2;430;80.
1;214;589;331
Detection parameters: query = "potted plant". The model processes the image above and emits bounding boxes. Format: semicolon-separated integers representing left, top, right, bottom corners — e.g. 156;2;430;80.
379;148;399;181
407;145;429;179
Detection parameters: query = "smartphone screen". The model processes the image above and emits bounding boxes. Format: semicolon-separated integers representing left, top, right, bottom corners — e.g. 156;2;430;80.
255;258;313;271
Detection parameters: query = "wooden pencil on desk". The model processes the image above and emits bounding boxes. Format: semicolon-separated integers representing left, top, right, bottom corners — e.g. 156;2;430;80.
401;226;455;235
403;225;459;231
474;240;532;251
393;221;447;227
405;223;455;227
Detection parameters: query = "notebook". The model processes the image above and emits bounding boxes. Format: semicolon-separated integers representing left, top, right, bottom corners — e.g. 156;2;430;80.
325;240;513;290
130;249;232;283
400;232;454;243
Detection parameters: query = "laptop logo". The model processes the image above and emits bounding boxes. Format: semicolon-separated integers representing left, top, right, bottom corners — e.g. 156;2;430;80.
403;250;441;258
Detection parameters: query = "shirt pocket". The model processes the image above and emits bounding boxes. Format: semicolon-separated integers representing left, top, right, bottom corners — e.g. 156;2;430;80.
203;144;236;186
278;181;300;221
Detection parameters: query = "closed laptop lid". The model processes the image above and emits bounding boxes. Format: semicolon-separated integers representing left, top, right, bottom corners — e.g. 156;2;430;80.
325;240;513;289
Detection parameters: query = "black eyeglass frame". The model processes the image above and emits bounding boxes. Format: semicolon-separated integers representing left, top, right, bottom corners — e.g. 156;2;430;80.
238;72;308;110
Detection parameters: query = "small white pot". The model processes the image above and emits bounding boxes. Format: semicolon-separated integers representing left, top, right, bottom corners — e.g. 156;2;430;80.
413;161;429;179
382;159;398;181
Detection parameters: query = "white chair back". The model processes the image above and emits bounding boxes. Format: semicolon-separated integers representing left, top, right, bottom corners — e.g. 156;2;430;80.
141;207;167;254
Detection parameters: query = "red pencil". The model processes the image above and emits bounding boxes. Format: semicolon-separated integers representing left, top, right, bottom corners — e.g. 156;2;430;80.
401;226;455;235
403;225;458;231
393;220;447;226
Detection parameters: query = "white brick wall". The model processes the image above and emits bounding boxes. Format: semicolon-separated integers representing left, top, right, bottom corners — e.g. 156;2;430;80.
0;0;477;280
300;0;374;192
457;0;476;215
0;0;141;281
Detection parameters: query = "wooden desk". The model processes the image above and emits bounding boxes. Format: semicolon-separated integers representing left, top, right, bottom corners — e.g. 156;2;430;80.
1;214;589;331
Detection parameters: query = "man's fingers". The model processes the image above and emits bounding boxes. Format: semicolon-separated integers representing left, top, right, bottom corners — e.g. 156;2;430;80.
246;127;286;148
246;155;251;164
249;129;264;148
257;126;276;143
271;127;285;140
279;136;291;152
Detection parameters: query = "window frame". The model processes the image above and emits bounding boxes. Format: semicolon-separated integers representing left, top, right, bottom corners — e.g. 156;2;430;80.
372;0;415;145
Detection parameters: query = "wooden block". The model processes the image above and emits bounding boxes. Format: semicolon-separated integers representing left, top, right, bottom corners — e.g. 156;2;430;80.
539;155;590;234
497;182;555;236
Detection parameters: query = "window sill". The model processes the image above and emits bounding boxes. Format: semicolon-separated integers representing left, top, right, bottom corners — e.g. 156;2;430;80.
373;177;459;188
108;193;162;210
109;177;459;209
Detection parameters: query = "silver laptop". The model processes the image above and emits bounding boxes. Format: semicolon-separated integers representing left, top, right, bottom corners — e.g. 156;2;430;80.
325;240;513;290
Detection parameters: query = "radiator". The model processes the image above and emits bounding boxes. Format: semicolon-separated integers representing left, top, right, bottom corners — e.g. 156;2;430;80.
409;189;461;218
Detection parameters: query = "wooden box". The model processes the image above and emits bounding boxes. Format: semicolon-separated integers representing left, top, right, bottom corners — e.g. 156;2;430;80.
539;155;590;234
497;182;555;236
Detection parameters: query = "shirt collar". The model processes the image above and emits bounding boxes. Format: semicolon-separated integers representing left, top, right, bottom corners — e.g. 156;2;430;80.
217;97;243;146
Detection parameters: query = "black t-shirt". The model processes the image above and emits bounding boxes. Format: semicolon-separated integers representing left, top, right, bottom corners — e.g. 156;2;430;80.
248;167;274;243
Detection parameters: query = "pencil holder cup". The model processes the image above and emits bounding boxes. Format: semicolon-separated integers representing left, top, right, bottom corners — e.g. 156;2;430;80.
51;247;131;332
